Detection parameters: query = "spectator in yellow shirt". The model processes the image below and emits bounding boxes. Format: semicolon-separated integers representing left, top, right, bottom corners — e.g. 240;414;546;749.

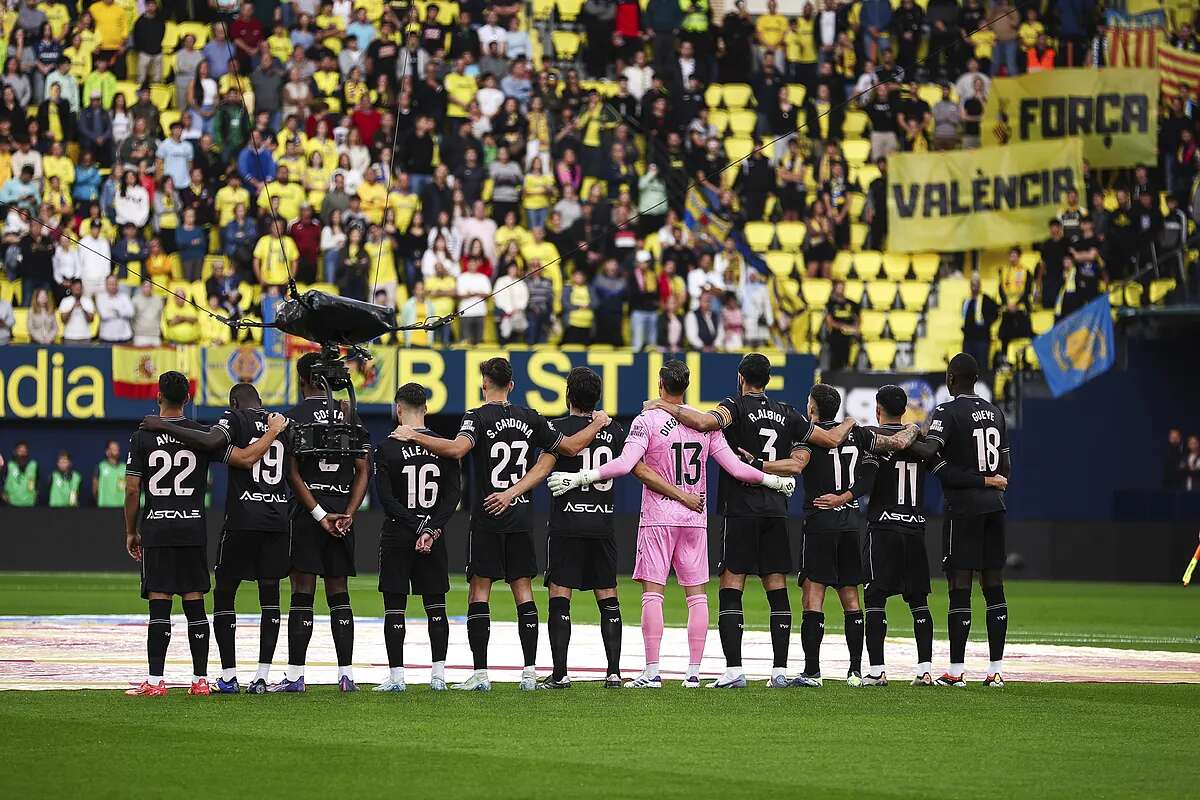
1018;7;1046;51
756;0;789;69
214;173;250;227
162;292;200;344
255;164;305;222
254;218;300;287
357;166;388;224
89;0;129;79
786;7;818;86
521;156;556;231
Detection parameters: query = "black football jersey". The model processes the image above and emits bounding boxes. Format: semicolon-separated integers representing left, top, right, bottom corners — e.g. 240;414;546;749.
126;417;221;547
375;429;461;538
458;401;563;534
799;419;863;532
546;415;627;538
285;396;369;514
712;391;814;518
214;408;289;533
926;393;1009;516
860;424;928;531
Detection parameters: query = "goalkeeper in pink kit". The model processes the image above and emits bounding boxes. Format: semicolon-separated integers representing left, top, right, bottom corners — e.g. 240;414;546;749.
549;361;795;688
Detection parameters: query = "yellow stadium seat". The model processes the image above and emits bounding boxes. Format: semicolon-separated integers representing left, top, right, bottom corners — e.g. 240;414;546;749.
765;251;794;277
938;275;970;310
775;221;805;251
1150;278;1177;304
842;279;865;304
160;109;181;131
556;0;585;22
898;281;932;311
848;193;865;219
809;310;825;338
728;109;757;137
745;222;776;252
881;252;910;281
722;83;753;108
853;163;881;187
551;31;581;60
708;109;730;134
912;338;948;372
177;21;209;47
853;251;882;279
704;83;724;108
1121;282;1144;307
802;277;832;308
1031;308;1054;334
11;308;29;342
724;136;754;164
843;138;871;166
865;281;898;310
150;83;174;112
850;223;868;251
863;340;898;369
889;310;921;341
786;84;807;105
843;110;869;138
533;0;555;20
162;21;180;53
114;81;139;107
910;252;940;282
917;83;942;110
831;251;854;281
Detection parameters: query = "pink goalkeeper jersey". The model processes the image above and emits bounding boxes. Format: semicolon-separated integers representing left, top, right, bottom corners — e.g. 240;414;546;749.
596;407;767;528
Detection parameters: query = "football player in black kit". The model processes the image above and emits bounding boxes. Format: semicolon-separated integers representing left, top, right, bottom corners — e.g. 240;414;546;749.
481;367;701;689
140;383;292;695
373;383;461;692
645;354;855;689
391;358;611;692
124;372;287;697
923;354;1013;687
809;385;1006;687
272;352;372;693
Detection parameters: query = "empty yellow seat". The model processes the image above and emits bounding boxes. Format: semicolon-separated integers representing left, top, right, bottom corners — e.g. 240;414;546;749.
913;338;948;371
910;252;940;282
864;340;898;369
850;223;868;251
1031;308;1055;334
889;310;921;341
556;0;585;21
776;221;806;251
842;279;865;304
843;110;869;138
802;277;832;308
881;252;910;281
865;281;898;309
1150;278;1176;304
704;83;724;108
533;0;555;20
853;251;882;279
722;83;753;108
728;109;757;137
708;108;730;134
843;138;871;166
551;31;581;60
898;281;932;311
724;136;754;163
831;251;854;281
744;222;775;252
765;251;795;277
11;308;29;342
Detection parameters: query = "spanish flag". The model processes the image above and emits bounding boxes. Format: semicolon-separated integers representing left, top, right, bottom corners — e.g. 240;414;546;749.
111;346;199;400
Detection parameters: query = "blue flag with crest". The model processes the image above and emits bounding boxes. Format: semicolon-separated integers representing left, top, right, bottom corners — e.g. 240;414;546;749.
1032;295;1115;397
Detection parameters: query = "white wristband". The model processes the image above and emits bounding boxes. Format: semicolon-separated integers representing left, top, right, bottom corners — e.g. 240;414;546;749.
311;505;328;523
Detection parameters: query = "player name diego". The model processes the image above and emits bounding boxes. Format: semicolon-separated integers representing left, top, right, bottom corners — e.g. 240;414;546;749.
485;418;534;439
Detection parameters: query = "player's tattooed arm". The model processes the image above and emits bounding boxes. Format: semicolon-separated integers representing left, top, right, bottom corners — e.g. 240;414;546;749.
903;435;941;461
123;474;142;561
556;411;611;456
485;452;556;514
642;398;723;432
870;423;920;454
807;418;856;449
740;446;810;476
139;416;230;453
227;414;290;468
391;426;473;459
633;461;705;514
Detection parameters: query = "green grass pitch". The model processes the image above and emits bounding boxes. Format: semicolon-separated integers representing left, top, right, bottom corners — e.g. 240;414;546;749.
1;573;1197;798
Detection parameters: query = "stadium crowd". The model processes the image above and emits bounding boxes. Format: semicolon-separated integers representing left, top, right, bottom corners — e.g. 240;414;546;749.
0;0;1193;359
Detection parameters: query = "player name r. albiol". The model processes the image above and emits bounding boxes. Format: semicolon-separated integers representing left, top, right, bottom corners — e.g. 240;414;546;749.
747;407;787;425
486;418;533;438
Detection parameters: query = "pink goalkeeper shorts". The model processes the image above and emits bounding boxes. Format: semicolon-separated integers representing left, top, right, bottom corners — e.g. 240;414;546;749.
633;525;709;587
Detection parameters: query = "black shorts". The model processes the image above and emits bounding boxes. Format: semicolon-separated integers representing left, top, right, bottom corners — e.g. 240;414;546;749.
942;511;1006;572
467;528;537;583
799;524;863;588
379;528;451;595
544;534;617;591
141;545;210;599
215;529;291;582
718;516;792;577
290;514;357;578
862;526;931;602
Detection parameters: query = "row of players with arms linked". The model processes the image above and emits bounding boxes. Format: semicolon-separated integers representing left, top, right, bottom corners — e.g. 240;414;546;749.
122;351;1010;696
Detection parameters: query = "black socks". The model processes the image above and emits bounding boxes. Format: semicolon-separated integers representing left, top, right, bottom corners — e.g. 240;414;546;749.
910;600;933;666
287;592;315;667
212;585;237;670
147;598;172;679
467;601;490;670
844;610;864;674
423;594;449;664
766;588;791;669
383;592;408;669
327;592;354;667
801;610;825;676
863;594;887;672
258;581;282;666
181;598;209;677
597;596;622;676
548;596;571;680
983;584;1007;663
718;588;744;669
516;601;539;669
948;587;972;666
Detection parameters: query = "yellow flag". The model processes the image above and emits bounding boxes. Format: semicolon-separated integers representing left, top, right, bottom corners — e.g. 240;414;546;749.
202;345;290;407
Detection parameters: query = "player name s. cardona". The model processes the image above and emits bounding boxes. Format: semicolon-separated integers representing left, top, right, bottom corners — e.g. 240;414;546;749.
564;502;614;514
146;509;202;520
486;418;533;439
240;490;288;503
891;167;1074;219
879;511;926;524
